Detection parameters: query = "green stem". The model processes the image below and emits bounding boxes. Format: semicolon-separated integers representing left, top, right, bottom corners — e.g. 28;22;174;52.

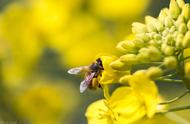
158;73;177;79
168;105;190;112
156;78;183;83
159;90;189;105
102;84;110;100
158;105;190;114
183;56;190;60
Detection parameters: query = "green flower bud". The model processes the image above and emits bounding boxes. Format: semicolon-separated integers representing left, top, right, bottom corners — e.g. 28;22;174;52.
187;20;190;30
169;0;181;19
132;22;147;34
146;67;163;79
182;3;190;21
176;0;185;8
133;40;145;48
119;75;132;84
148;46;162;61
136;33;150;42
162;28;170;37
159;9;169;23
149;40;161;47
164;17;174;27
145;16;157;24
116;41;129;53
164;56;177;69
176;33;184;48
116;40;137;53
110;59;133;71
145;16;158;32
110;60;125;70
175;14;185;28
155;21;164;31
137;48;150;62
169;26;176;33
185;62;190;76
154;34;162;40
165;34;174;45
183;31;190;47
178;23;187;34
163;45;175;56
120;54;137;64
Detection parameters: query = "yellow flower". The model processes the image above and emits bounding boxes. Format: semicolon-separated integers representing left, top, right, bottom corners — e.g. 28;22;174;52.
86;87;146;124
120;70;159;118
99;56;128;85
15;82;78;124
89;0;150;19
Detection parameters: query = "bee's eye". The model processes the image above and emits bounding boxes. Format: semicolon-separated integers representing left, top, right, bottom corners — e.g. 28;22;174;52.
90;63;99;70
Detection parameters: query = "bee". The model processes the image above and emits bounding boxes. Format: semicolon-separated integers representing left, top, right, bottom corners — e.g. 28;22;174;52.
68;58;104;93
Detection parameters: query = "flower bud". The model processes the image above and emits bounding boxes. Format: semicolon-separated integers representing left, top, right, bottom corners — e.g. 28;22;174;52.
164;56;177;69
176;33;184;48
133;40;145;48
182;3;190;21
110;59;125;70
187;20;190;30
116;42;129;53
145;16;157;32
169;26;176;33
165;34;174;45
164;17;173;27
110;60;131;71
132;22;147;34
176;0;185;8
116;40;137;53
169;0;181;19
183;31;190;48
119;75;132;84
159;9;169;23
185;62;190;77
162;29;170;37
148;46;162;61
136;33;150;42
120;54;137;64
153;34;162;40
163;45;175;56
146;67;163;79
137;48;150;62
178;23;187;34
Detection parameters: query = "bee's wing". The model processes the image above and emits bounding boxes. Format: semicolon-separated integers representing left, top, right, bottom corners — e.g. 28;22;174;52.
80;72;95;93
68;66;89;74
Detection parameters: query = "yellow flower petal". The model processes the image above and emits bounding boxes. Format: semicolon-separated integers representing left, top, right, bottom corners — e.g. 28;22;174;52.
99;56;129;84
86;87;146;124
128;71;159;118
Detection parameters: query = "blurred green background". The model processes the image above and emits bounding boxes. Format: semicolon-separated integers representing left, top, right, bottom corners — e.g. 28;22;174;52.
0;0;189;124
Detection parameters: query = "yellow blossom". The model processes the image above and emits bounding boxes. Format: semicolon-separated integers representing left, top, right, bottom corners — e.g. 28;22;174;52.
15;82;78;124
85;87;146;124
99;56;128;85
120;71;159;118
89;0;150;19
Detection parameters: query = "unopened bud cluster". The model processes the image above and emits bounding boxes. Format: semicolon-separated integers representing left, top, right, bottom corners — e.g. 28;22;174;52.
111;0;190;74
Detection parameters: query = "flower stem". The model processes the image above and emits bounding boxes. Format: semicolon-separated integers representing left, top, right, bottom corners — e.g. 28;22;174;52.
159;105;190;114
102;84;110;100
168;105;190;112
183;56;190;60
159;90;189;105
156;78;183;83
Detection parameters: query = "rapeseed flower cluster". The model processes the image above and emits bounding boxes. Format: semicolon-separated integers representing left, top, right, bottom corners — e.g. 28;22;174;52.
69;0;190;123
0;0;150;123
